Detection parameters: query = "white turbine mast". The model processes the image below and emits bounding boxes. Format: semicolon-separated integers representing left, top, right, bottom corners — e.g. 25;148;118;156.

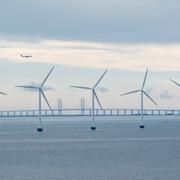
70;69;108;130
121;69;157;128
15;67;54;132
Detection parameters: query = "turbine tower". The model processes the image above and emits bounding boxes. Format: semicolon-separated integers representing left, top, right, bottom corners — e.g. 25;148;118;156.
70;70;108;130
121;69;157;128
15;67;54;132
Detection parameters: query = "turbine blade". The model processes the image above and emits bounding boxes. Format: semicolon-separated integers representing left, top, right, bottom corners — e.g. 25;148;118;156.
15;85;39;89
143;91;158;106
121;90;141;96
170;78;180;87
41;90;52;110
94;69;108;88
142;68;148;89
70;86;92;90
94;90;102;109
0;92;7;95
41;66;54;87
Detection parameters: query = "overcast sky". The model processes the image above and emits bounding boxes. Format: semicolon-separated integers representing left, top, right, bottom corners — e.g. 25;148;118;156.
0;0;180;110
1;0;180;42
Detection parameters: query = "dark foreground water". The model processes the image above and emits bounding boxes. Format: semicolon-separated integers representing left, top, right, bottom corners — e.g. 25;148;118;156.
0;116;180;180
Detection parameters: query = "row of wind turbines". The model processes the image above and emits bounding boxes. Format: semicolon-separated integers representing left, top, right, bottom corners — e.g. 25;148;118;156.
0;66;180;132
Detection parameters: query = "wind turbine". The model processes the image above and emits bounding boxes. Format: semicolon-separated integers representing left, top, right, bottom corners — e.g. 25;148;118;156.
121;69;157;128
70;70;108;130
15;67;54;132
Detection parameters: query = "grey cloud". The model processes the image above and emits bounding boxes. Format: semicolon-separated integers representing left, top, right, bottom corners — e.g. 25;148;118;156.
18;82;55;92
1;0;180;43
159;90;173;99
48;45;141;54
145;88;153;95
96;87;109;93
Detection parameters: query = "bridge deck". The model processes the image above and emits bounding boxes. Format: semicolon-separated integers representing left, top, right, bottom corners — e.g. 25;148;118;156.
0;109;179;118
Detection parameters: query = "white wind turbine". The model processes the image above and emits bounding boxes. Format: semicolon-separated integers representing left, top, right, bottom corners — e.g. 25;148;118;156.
70;70;108;130
121;69;157;128
15;67;54;132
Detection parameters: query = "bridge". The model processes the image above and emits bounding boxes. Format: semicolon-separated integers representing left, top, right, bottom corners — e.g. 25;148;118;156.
0;108;179;118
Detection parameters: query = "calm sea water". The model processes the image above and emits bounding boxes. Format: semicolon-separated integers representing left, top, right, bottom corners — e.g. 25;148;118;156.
0;116;180;180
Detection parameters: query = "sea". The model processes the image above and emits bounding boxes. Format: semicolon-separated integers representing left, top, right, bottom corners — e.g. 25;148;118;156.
0;115;180;180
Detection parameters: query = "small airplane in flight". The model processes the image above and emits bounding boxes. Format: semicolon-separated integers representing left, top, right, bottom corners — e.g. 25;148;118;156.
20;54;33;58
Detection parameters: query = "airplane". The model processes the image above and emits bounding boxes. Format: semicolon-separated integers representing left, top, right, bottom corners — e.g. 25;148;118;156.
20;54;33;58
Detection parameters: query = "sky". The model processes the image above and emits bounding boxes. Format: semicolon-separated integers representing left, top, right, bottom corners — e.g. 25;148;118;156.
0;0;180;110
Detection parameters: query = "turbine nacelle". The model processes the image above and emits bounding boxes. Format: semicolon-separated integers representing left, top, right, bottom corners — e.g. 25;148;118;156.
121;68;157;106
15;67;54;111
70;69;108;109
121;89;157;106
